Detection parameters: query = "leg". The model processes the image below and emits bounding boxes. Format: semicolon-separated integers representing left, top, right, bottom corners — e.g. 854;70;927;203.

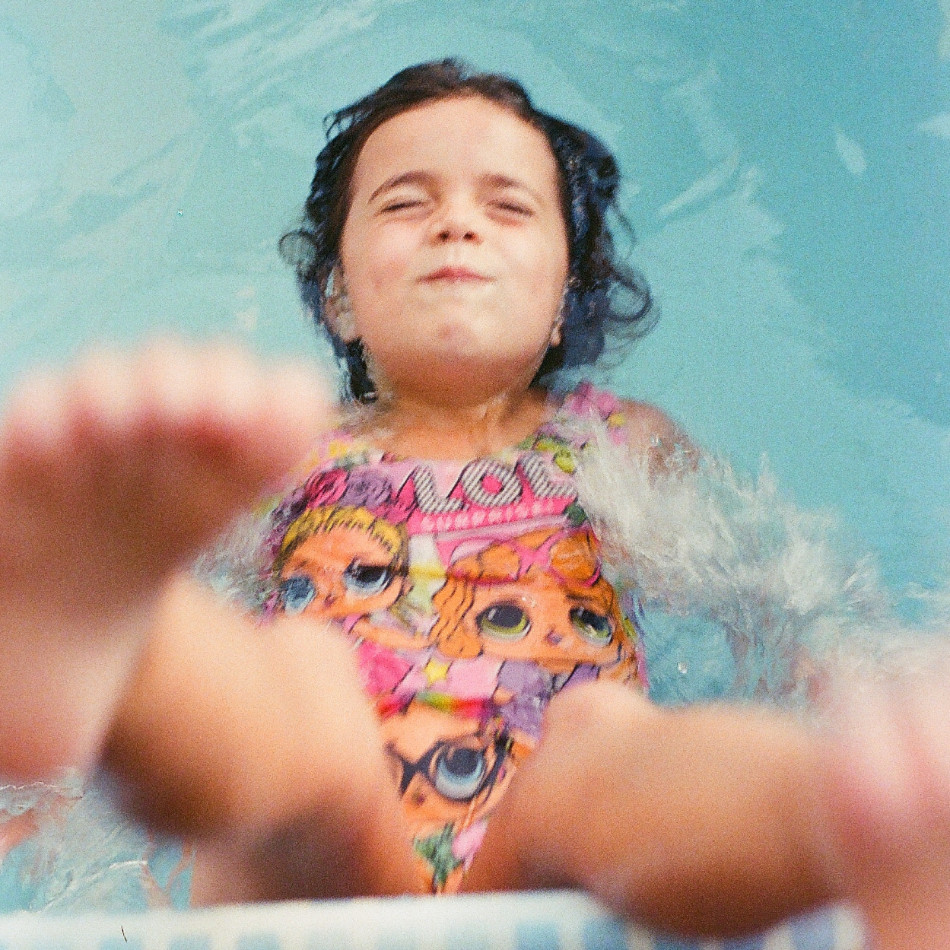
0;340;419;899
0;339;329;778
465;681;841;937
822;658;950;950
104;576;419;902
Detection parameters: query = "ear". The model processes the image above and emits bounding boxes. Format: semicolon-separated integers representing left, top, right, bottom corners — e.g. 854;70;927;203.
326;298;358;342
550;280;571;347
324;270;358;342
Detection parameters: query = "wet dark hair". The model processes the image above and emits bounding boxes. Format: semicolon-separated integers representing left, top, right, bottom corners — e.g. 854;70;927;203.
280;58;656;402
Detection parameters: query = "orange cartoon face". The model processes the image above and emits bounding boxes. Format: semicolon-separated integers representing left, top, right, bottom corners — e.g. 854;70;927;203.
276;506;408;621
458;573;622;673
431;526;636;673
380;703;519;835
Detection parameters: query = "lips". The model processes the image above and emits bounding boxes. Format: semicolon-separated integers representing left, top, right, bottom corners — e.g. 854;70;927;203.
421;266;490;283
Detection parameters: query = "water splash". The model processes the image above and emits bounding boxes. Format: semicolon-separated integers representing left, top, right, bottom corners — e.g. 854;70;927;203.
0;776;191;913
577;431;947;708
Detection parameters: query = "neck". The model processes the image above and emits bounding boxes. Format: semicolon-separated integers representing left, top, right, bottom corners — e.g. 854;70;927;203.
346;386;551;460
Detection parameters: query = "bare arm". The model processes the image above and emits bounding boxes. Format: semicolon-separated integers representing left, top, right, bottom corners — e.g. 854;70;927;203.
617;398;699;474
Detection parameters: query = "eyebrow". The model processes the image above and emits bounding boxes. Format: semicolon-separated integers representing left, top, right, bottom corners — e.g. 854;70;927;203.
367;171;544;205
567;593;610;610
368;171;433;203
481;173;539;199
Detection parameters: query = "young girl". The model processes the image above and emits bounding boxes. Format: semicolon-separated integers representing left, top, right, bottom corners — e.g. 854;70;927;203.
0;59;945;947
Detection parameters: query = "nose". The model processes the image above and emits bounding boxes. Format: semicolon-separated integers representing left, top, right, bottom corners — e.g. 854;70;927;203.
432;197;480;243
311;578;338;608
437;222;478;243
438;225;477;242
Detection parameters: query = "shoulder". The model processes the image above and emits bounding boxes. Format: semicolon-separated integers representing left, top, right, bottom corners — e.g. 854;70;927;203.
281;405;360;477
613;397;699;471
614;398;684;450
557;382;696;472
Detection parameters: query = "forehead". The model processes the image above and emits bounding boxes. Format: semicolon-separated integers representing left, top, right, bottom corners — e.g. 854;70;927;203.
294;526;393;556
350;96;561;195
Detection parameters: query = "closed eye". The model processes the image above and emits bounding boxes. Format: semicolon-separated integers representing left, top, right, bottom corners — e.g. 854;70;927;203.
492;200;532;216
381;199;426;212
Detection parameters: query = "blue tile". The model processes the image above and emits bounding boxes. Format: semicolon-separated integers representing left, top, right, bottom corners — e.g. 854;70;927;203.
304;928;352;950
721;934;765;950
653;936;703;950
788;911;839;950
99;937;144;950
375;933;419;950
515;921;560;950
444;925;491;950
581;917;629;950
168;936;212;950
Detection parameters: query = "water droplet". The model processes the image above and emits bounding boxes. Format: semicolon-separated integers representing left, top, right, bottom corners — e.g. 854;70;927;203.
677;661;688;675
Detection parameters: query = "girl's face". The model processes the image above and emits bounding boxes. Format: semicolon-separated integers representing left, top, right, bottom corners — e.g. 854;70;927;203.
338;96;569;403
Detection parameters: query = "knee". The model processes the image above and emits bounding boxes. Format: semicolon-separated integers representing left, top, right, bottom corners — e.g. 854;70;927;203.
544;679;656;739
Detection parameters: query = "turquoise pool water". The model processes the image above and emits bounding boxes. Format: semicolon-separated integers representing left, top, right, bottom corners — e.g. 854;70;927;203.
2;0;946;605
0;0;947;918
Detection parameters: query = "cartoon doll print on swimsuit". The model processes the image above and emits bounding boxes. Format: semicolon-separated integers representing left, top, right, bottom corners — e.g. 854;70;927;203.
260;383;647;891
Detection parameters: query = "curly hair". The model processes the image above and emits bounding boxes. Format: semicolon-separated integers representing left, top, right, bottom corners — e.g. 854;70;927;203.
280;58;656;402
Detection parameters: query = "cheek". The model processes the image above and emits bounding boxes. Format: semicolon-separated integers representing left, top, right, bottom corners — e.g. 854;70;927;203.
510;236;569;313
344;228;415;294
510;228;562;275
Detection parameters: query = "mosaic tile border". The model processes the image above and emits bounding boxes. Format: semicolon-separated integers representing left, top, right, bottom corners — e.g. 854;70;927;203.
0;892;865;950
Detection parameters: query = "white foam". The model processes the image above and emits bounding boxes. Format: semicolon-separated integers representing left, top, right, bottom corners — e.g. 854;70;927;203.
576;431;947;707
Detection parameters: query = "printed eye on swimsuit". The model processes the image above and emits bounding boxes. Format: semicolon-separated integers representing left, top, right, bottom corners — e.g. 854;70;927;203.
388;732;511;802
570;606;613;645
279;574;316;613
477;602;531;639
432;744;487;800
343;561;396;595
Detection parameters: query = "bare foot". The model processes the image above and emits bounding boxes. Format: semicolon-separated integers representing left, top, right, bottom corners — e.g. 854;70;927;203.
103;581;420;901
0;339;330;779
822;652;950;949
467;681;834;937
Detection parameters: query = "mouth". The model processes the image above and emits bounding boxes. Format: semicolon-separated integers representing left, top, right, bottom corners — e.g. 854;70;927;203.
421;266;491;284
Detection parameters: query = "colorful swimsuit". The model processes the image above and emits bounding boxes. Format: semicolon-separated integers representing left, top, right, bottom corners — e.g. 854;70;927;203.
257;382;646;892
